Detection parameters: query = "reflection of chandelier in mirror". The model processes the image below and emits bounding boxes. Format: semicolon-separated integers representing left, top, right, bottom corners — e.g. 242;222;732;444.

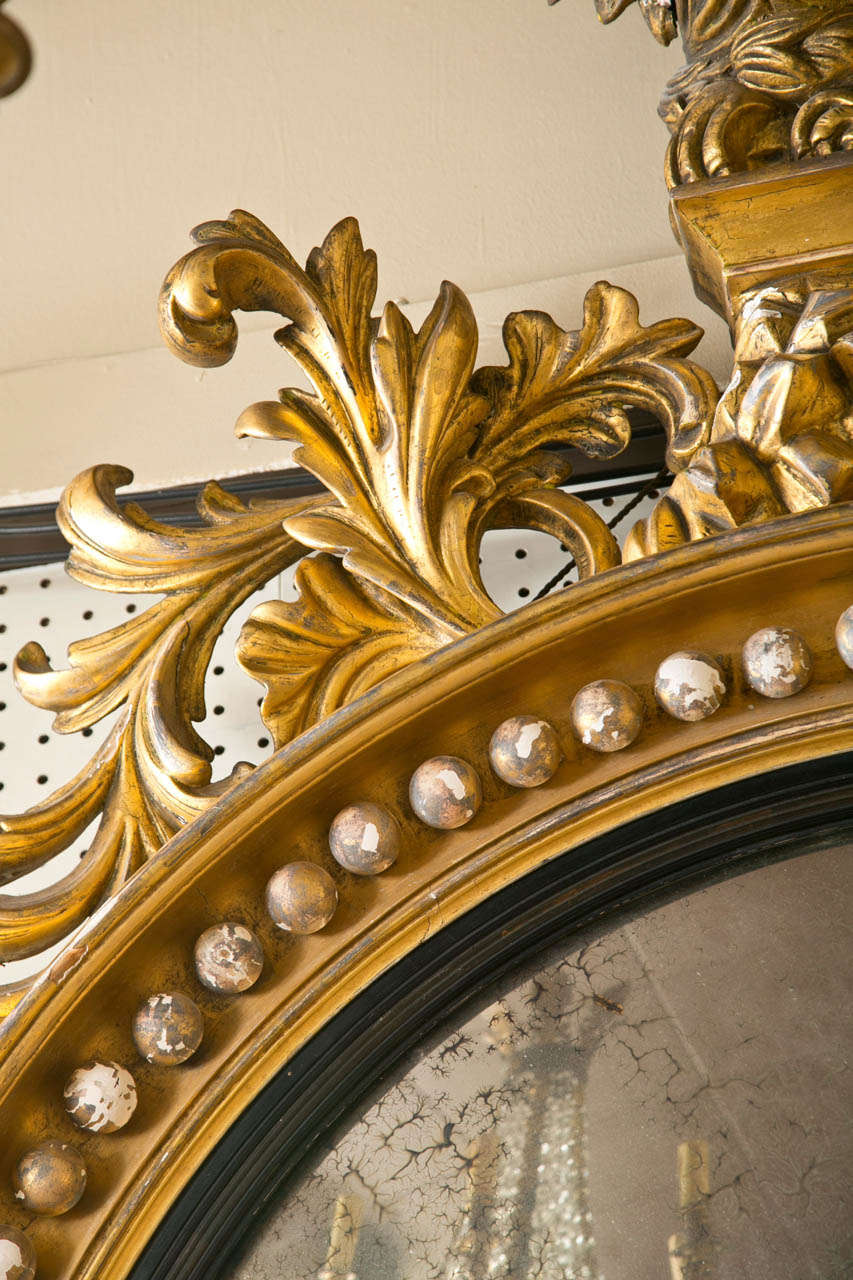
444;1011;601;1280
245;840;851;1280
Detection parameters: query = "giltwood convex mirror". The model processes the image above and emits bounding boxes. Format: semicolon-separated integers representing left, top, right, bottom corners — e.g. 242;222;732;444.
0;1;851;1277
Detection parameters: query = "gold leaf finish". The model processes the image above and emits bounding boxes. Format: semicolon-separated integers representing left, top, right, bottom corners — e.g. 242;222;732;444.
0;471;307;966
625;282;853;557
0;507;850;1280
1;7;853;1277
6;196;852;986
162;212;716;732
666;3;853;187
0;212;719;990
590;0;853;186
235;554;445;749
586;0;853;563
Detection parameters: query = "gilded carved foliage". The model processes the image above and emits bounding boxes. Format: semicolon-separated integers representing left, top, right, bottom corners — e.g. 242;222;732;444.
162;212;717;746
234;556;444;749
1;212;719;978
625;282;853;557
0;474;307;965
590;0;853;184
6;206;850;983
585;0;853;547
664;7;853;187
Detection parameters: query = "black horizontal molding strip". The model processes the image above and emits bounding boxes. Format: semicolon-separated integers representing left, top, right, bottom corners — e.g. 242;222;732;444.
0;416;668;570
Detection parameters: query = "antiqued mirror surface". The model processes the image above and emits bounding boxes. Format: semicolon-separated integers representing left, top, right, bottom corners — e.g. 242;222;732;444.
229;839;852;1280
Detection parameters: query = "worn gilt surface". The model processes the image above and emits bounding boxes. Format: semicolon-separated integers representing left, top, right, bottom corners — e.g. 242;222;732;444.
0;477;307;971
0;212;722;983
0;10;852;1275
587;0;853;553
625;281;853;555
592;0;853;186
2;2;853;998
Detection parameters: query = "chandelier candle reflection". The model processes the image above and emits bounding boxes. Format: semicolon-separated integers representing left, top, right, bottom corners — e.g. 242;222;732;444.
444;1006;603;1280
317;1195;364;1280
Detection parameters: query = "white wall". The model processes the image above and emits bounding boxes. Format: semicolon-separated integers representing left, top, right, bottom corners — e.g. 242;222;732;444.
0;0;731;504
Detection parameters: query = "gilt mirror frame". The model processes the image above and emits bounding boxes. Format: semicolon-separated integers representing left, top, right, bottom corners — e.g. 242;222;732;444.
1;2;852;1278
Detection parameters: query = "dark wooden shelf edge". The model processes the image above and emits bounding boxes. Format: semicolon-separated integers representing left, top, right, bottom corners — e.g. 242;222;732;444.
0;420;668;570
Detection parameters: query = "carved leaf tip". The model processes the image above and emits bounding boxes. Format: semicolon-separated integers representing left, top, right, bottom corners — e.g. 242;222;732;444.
237;554;444;747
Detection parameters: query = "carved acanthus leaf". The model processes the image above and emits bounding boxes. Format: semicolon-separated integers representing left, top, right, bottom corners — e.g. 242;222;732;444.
158;213;716;735
2;212;719;992
0;468;307;965
236;555;444;748
732;14;853;101
590;0;853;184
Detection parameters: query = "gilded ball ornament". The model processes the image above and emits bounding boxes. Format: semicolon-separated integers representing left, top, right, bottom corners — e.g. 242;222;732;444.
570;680;643;753
266;861;338;934
835;605;853;670
0;1224;36;1280
132;992;204;1066
194;922;264;994
329;802;400;875
409;756;482;829
13;1140;86;1217
654;651;726;722
742;626;813;698
488;716;561;787
63;1061;137;1134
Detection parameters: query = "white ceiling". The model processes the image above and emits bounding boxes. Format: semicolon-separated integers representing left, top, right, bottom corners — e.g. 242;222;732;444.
1;1;730;499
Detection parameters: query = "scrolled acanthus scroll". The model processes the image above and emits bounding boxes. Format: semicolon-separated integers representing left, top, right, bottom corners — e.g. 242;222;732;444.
0;211;718;988
664;6;853;188
160;211;716;734
0;474;307;987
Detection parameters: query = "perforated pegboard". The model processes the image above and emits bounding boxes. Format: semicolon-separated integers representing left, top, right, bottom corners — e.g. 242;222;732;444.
0;473;666;985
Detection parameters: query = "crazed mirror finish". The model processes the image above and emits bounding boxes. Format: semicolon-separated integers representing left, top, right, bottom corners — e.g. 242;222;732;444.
230;839;853;1280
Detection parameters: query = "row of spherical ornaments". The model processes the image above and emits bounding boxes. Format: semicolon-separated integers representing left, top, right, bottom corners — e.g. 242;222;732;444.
2;612;852;1277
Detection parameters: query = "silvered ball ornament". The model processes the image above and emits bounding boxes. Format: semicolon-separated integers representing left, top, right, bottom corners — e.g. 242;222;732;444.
0;1224;37;1279
132;992;204;1066
0;1223;35;1274
266;861;338;934
570;680;643;753
64;1060;137;1134
194;922;264;994
488;716;561;787
409;756;482;829
329;802;400;875
742;626;813;698
654;651;726;722
13;1140;87;1217
835;605;853;670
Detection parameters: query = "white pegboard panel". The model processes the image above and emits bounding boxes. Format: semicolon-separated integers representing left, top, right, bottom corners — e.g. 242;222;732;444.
0;561;291;986
481;472;666;610
0;473;666;985
0;475;666;815
202;562;300;784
